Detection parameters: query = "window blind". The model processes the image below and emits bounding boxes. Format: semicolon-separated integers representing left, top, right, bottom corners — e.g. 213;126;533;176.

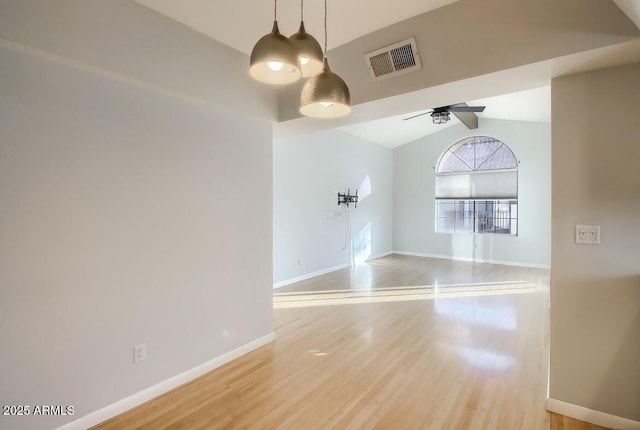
435;170;517;199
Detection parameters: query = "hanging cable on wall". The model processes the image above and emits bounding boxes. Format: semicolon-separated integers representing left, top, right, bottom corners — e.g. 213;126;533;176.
337;189;358;250
341;204;351;250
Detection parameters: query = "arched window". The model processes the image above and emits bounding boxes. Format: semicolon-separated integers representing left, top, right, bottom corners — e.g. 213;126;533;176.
435;136;518;235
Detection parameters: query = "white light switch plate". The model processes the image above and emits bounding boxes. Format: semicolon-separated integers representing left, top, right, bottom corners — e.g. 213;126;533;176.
134;343;146;363
576;224;600;244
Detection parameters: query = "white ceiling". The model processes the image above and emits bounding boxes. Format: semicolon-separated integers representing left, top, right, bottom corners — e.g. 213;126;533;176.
134;0;460;54
339;86;551;148
134;0;640;147
614;0;640;29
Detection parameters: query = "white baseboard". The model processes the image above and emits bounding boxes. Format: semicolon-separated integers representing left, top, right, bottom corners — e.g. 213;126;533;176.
393;250;550;269
273;251;395;289
546;398;640;430
273;263;351;289
366;251;393;261
56;333;275;430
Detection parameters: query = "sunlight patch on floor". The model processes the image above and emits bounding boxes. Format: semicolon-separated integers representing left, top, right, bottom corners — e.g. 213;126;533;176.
273;281;538;308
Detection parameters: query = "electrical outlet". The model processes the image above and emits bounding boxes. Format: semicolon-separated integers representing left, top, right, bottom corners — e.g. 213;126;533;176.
134;343;146;364
575;224;600;244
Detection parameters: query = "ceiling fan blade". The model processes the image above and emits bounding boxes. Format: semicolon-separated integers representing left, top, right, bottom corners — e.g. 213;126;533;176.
402;111;433;121
448;105;486;112
452;110;479;129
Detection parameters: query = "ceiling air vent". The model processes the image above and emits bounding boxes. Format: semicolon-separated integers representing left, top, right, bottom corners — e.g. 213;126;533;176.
365;37;421;81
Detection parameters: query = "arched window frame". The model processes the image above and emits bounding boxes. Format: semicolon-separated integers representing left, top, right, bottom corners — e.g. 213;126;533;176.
435;136;518;235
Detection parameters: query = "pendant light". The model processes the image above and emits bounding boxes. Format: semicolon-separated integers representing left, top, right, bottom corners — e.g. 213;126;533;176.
250;0;301;85
289;0;324;77
299;0;351;118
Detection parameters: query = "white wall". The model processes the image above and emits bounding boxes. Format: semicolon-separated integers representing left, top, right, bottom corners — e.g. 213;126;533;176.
0;3;274;430
549;63;640;423
393;119;551;268
273;130;393;286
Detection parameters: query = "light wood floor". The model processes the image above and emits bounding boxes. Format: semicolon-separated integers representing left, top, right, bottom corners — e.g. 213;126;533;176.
94;255;608;430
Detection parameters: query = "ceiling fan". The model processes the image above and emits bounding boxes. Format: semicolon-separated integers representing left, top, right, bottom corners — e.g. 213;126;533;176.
403;103;486;129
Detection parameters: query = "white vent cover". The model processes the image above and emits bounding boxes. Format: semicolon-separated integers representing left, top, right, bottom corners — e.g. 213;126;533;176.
364;37;421;81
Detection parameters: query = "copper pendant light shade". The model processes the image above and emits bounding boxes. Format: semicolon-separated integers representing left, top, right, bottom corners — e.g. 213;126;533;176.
299;0;351;118
249;2;301;85
289;0;323;78
299;58;351;118
289;21;324;77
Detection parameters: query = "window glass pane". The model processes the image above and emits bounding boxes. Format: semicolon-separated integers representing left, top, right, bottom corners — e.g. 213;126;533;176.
472;139;503;169
477;145;518;170
439;151;473;172
438;136;517;173
437;199;516;235
450;142;475;169
475;200;491;232
475;200;516;234
435;136;518;236
436;200;455;218
455;200;474;233
436;201;453;233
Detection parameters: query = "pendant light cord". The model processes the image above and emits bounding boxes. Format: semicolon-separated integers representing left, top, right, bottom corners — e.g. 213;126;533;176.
274;0;277;20
324;0;328;55
300;0;303;20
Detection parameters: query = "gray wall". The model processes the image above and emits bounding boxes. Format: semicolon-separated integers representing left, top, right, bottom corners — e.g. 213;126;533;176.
0;2;274;429
273;130;393;286
393;119;551;268
549;63;640;421
0;0;276;121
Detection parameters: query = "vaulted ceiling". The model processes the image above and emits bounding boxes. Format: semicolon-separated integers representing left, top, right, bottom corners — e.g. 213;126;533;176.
134;0;461;55
134;0;640;146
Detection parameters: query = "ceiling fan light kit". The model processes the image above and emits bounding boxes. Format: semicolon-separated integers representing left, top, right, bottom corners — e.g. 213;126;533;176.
249;0;351;118
431;111;450;124
404;103;486;129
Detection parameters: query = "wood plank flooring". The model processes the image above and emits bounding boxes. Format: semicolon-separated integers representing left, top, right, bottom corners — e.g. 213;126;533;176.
94;255;608;430
550;413;609;430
